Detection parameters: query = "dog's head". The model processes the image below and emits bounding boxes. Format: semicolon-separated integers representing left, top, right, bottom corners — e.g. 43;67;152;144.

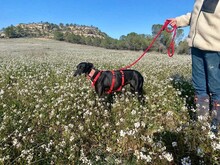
73;62;94;77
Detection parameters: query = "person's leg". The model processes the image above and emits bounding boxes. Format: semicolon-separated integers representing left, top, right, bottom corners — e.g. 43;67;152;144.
204;51;220;133
211;101;220;134
191;47;210;120
205;51;220;101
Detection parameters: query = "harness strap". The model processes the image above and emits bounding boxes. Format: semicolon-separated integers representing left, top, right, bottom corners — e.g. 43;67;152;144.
107;70;124;94
116;70;125;92
107;71;116;94
88;70;125;94
91;71;102;87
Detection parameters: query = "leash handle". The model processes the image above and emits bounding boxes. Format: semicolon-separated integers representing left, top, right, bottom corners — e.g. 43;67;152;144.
163;20;177;57
163;20;177;33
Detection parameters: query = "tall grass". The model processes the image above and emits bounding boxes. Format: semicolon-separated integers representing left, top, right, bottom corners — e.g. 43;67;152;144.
0;38;219;164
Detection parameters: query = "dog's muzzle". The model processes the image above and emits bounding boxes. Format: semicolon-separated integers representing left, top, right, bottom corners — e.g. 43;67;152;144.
73;70;78;77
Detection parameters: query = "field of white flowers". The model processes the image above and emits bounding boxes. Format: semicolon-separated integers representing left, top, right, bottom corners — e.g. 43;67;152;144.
0;38;220;164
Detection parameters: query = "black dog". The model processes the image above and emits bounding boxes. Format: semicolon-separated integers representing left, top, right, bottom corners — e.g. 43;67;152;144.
74;62;144;103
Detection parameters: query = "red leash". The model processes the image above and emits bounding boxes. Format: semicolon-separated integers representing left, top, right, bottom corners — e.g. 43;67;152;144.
120;20;177;70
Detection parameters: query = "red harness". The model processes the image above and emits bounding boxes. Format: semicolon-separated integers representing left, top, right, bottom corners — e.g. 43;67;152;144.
87;69;125;94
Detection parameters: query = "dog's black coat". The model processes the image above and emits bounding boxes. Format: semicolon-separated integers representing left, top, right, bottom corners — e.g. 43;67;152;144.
74;62;144;101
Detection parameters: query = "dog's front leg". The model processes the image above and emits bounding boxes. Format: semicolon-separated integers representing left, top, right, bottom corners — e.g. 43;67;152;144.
138;92;145;104
95;84;104;98
95;85;107;107
95;85;112;110
106;94;114;110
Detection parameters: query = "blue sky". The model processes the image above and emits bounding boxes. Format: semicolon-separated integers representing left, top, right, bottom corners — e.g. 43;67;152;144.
1;0;194;39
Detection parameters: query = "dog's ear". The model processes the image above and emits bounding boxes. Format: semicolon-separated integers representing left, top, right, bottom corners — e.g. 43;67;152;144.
86;62;94;70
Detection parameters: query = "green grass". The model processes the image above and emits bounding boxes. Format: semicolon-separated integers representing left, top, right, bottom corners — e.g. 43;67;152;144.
0;38;220;164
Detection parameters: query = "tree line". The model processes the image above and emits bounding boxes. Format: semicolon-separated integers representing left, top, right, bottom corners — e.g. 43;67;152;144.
2;23;189;54
53;25;189;54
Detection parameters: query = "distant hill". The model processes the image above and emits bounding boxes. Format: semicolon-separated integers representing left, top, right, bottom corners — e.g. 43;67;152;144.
0;22;189;54
0;22;109;39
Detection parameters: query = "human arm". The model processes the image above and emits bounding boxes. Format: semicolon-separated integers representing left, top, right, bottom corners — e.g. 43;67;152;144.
168;12;191;28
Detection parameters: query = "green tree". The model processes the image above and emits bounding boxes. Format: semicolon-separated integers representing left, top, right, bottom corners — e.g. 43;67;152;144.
4;25;17;38
16;26;28;37
84;37;93;45
64;33;83;44
177;40;190;54
176;29;184;44
119;33;150;51
59;23;64;28
54;31;64;41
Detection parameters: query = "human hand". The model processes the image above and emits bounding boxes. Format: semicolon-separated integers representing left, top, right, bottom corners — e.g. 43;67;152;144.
167;18;177;27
